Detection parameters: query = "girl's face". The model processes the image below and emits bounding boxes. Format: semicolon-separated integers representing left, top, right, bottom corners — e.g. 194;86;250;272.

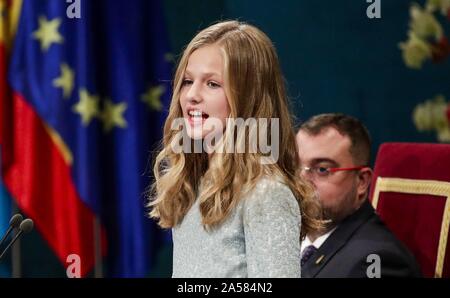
179;44;230;140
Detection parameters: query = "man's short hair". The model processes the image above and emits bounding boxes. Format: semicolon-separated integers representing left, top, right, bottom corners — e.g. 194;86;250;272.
299;113;372;165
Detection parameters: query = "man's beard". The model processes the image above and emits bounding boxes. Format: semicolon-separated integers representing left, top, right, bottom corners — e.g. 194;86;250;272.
321;185;358;231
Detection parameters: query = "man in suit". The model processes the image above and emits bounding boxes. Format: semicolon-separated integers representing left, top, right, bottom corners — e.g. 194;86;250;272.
296;113;421;278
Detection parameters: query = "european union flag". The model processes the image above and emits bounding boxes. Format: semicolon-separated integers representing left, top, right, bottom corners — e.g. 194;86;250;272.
8;0;172;277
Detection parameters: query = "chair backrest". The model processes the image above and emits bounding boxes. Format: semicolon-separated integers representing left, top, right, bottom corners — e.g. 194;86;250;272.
369;142;450;278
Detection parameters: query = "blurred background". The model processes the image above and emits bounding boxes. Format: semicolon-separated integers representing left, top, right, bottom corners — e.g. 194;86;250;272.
0;0;449;277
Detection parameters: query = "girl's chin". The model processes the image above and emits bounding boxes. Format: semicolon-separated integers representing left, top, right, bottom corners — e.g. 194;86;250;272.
186;126;224;141
186;128;206;140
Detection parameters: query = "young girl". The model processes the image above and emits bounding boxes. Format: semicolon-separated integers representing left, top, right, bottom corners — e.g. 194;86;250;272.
149;20;322;278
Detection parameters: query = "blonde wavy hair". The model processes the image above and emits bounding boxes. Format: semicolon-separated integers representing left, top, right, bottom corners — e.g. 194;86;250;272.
148;20;322;238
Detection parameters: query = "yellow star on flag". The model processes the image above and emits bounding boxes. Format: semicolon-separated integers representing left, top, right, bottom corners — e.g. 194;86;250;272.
32;16;63;51
141;85;165;111
100;99;128;133
72;88;100;126
53;63;75;99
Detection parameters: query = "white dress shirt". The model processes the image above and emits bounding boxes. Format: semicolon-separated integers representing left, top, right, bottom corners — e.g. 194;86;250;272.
301;227;338;254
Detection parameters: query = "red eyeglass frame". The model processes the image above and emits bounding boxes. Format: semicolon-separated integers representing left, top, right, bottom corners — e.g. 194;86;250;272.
328;166;368;173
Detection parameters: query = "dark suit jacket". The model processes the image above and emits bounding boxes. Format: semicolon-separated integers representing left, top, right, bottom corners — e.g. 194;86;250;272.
301;200;422;278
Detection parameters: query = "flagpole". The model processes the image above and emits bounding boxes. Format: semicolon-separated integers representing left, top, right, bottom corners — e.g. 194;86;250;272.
93;215;103;278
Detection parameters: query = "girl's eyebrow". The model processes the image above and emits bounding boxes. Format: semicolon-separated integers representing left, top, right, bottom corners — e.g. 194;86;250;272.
185;69;221;78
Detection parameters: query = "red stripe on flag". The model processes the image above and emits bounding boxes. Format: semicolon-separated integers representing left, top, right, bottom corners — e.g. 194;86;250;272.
0;43;13;170
3;92;107;277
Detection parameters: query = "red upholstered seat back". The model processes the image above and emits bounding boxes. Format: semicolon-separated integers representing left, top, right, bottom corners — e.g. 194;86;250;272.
369;143;450;278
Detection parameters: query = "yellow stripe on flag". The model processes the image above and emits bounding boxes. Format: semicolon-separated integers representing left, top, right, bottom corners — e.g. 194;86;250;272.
0;0;23;48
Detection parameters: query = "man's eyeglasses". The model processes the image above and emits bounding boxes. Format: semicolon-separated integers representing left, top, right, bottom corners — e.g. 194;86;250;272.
300;166;367;178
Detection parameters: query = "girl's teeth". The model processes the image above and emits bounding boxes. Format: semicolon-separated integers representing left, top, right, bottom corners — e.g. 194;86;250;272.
189;110;203;117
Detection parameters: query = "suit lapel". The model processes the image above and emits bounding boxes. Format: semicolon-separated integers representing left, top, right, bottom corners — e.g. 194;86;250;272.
302;201;375;277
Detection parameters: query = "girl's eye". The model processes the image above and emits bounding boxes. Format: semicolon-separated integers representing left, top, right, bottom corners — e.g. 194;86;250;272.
181;79;193;86
207;81;220;88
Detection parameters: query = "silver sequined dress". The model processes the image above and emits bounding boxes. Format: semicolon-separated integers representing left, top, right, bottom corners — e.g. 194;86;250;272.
172;177;302;278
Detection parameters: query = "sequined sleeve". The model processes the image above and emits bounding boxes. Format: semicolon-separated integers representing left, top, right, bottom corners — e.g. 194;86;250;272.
243;180;302;278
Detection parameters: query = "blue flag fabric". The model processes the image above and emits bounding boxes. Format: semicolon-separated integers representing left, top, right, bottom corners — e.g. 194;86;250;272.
0;180;12;278
1;145;11;277
9;0;172;277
